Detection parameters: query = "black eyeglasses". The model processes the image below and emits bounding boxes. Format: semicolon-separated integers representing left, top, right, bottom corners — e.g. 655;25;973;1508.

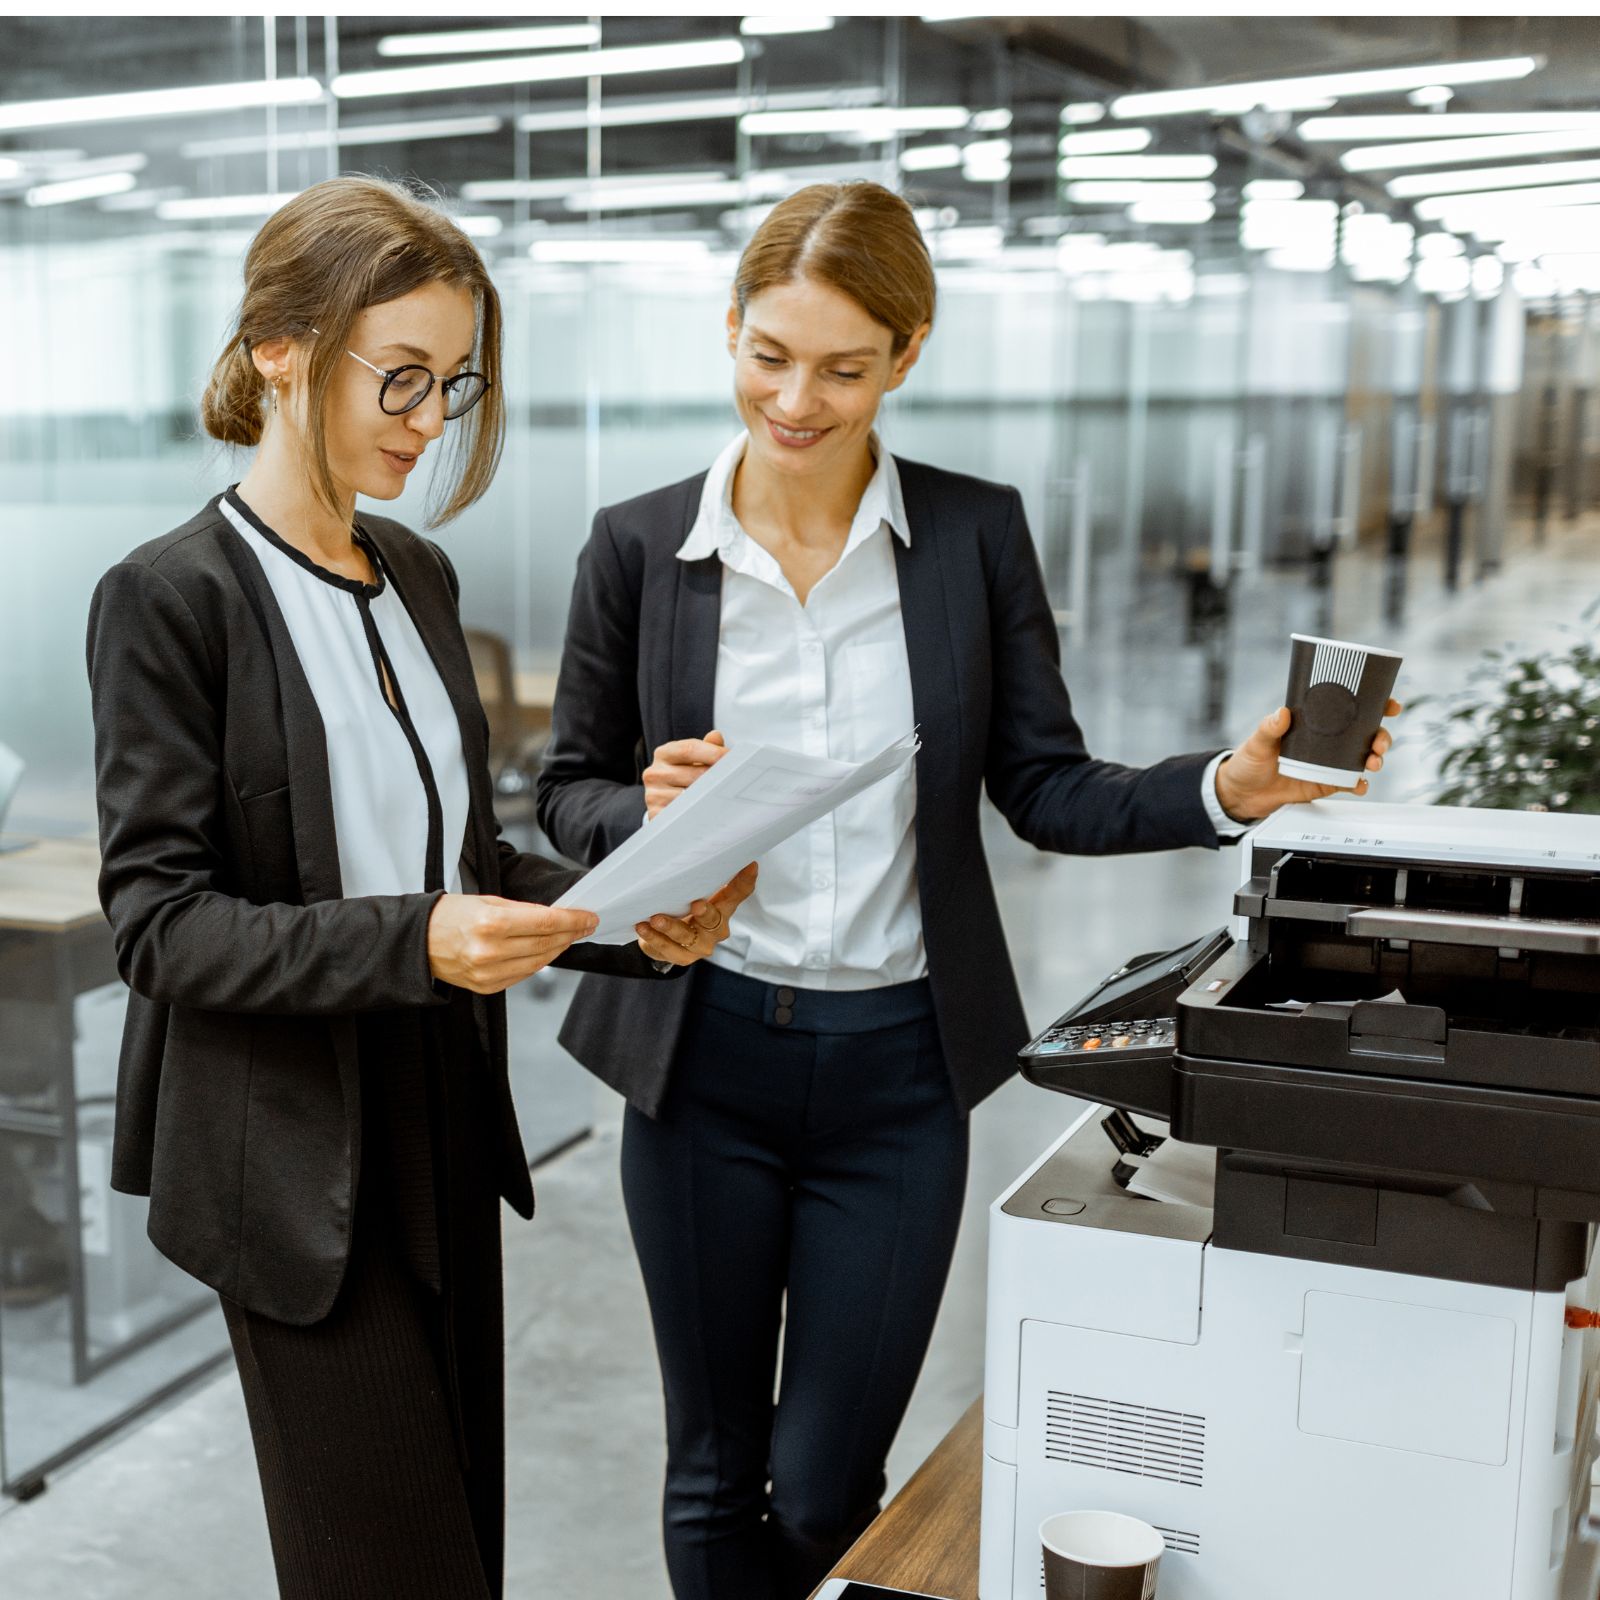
345;347;490;420
307;327;489;419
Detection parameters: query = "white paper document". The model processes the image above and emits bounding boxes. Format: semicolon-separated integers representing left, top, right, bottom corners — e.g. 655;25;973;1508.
554;731;920;945
1124;1139;1217;1209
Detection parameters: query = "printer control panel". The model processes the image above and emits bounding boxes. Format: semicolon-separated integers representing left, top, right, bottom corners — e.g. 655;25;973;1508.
1027;1017;1176;1063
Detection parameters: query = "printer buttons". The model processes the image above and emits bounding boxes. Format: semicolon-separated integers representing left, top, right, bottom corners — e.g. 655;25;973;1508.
1041;1198;1086;1217
1082;1037;1102;1050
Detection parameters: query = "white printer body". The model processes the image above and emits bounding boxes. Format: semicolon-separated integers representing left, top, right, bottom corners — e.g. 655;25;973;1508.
980;801;1600;1600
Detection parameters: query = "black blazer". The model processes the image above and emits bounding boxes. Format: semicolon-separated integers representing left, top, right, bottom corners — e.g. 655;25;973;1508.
538;456;1224;1119
87;493;662;1325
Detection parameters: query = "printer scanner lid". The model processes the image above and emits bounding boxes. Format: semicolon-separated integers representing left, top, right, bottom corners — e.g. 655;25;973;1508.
1251;799;1600;874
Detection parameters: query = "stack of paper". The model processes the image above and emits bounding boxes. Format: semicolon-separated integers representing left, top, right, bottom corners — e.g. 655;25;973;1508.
554;732;920;945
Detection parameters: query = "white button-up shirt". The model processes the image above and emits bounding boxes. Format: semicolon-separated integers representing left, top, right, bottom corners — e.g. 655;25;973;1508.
676;431;1244;994
679;432;923;991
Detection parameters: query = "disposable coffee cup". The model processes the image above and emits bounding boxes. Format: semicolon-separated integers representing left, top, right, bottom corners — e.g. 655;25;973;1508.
1278;633;1402;787
1041;1510;1164;1600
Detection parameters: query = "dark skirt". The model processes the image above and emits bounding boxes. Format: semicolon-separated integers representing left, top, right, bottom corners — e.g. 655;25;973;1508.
220;993;508;1600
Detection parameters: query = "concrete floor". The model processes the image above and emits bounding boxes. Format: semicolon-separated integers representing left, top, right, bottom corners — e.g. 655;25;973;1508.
2;508;1596;1597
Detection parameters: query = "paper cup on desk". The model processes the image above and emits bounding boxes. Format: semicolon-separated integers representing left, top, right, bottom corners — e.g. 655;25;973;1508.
1041;1511;1163;1600
1278;634;1402;788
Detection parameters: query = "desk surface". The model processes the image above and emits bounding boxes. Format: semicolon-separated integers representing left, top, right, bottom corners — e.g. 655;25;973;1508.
0;838;104;932
816;1398;983;1600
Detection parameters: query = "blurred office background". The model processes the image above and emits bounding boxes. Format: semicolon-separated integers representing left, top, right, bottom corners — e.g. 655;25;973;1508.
2;13;1600;1594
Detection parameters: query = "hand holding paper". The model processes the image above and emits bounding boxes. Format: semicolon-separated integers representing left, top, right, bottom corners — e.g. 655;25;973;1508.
555;731;921;944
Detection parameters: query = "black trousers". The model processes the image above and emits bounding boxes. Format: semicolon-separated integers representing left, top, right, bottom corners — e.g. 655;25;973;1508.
621;964;970;1600
221;999;506;1600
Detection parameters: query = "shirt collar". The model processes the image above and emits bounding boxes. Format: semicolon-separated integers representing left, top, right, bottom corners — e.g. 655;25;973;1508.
676;429;911;565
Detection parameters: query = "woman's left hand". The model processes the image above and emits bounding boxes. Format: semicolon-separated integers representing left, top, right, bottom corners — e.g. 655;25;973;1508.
1214;700;1403;823
634;862;759;967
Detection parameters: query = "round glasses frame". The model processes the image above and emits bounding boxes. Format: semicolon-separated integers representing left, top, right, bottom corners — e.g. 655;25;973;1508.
344;348;490;421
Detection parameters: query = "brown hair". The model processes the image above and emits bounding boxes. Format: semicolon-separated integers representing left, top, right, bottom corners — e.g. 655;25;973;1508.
733;181;937;356
201;175;504;527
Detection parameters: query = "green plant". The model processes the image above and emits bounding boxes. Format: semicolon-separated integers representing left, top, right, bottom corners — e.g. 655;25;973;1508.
1416;602;1600;814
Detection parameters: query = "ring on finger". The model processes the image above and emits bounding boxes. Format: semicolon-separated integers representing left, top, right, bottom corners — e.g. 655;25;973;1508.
699;906;724;933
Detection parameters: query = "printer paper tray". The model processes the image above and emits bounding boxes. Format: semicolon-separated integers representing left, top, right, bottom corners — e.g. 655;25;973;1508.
1171;1051;1600;1209
1180;947;1600;1099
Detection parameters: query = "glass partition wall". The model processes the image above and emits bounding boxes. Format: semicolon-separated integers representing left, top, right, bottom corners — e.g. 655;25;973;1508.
0;13;1532;1494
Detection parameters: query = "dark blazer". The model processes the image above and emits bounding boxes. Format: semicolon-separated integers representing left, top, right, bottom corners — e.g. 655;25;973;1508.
87;493;662;1325
538;456;1225;1119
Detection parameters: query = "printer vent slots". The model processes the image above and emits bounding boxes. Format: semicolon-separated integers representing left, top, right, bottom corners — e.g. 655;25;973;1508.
1044;1390;1206;1487
1037;1527;1202;1588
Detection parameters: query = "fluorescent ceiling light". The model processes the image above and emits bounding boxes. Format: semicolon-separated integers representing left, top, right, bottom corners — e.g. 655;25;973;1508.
1417;231;1465;257
0;157;22;180
1409;85;1454;108
1062;103;1106;126
1347;129;1600;172
335;40;747;100
741;14;834;33
1417;181;1600;221
1242;178;1304;200
98;185;184;212
971;108;1012;133
1465;206;1600;239
1058;127;1153;157
1300;111;1600;140
931;225;1004;258
1058;155;1217;180
1112;55;1540;120
1066;180;1215;203
531;238;711;264
0;76;322;133
1129;197;1215;224
27;152;146;181
563;180;747;211
900;144;961;171
742;106;969;137
182;115;504;160
516;88;880;134
464;169;728;203
157;191;299;221
454;215;503;238
25;170;137;206
1390;157;1600;199
1265;246;1335;272
378;25;599;56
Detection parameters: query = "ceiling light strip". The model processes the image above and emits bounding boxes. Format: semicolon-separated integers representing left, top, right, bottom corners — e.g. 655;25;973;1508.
1111;55;1540;121
333;39;747;100
0;76;322;133
376;24;600;56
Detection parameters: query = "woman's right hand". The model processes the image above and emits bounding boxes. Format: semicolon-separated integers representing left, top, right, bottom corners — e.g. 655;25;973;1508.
427;894;600;994
643;729;727;820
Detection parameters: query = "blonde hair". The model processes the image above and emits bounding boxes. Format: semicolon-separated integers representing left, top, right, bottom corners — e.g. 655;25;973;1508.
733;181;937;356
201;175;504;526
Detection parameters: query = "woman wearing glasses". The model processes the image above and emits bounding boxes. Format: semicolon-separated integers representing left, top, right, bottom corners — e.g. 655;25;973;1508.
86;176;754;1600
538;181;1397;1600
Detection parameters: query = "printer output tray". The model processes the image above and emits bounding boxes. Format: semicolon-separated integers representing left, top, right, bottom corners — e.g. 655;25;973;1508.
1170;944;1600;1208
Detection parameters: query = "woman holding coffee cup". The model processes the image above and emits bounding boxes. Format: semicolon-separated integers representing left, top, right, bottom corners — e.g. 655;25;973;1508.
537;180;1398;1600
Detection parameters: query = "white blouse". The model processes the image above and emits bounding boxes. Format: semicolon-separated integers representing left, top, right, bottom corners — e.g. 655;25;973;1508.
676;433;923;991
220;488;470;899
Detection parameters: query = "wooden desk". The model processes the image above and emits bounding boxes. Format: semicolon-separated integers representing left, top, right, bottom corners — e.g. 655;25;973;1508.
0;837;104;931
815;1398;984;1599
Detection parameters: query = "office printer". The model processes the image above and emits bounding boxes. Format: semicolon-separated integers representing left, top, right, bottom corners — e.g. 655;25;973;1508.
980;800;1600;1600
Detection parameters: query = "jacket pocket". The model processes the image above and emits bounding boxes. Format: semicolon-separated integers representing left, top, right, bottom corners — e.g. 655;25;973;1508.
238;784;299;904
